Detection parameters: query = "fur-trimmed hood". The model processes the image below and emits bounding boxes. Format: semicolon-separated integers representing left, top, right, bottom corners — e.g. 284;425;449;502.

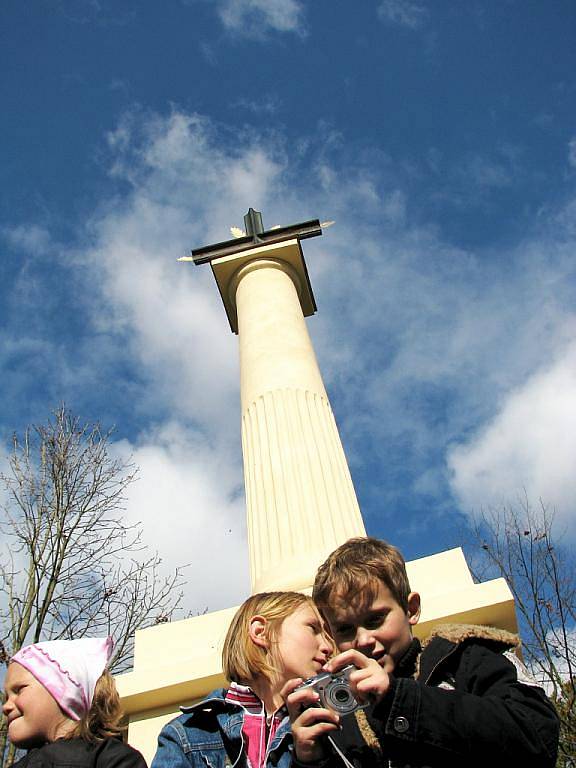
417;623;521;685
421;622;520;650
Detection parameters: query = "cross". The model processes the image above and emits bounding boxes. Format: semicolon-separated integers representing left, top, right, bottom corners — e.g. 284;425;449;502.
179;209;325;333
186;208;323;265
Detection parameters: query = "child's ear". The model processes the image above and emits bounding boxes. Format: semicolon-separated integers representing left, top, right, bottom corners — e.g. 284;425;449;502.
407;592;421;625
248;615;269;649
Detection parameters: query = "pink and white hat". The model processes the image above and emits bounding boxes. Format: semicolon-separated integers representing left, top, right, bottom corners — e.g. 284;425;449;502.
11;637;113;721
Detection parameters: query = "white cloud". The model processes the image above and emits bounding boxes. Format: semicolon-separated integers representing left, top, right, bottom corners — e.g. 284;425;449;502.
528;626;576;694
378;0;428;29
88;111;287;433
1;224;53;255
462;155;512;189
109;77;130;95
235;93;283;115
112;423;249;612
546;625;576;683
69;110;294;608
381;189;407;224
568;136;576;169
448;343;576;528
289;154;576;533
0;445;12;511
217;0;305;38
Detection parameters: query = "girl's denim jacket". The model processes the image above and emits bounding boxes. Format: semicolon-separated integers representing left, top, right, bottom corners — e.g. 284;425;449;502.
150;689;294;768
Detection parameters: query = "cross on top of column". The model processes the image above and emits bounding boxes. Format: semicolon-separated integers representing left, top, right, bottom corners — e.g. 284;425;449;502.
191;208;323;264
186;209;325;333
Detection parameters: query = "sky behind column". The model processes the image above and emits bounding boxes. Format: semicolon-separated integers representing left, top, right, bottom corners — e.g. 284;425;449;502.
1;0;575;611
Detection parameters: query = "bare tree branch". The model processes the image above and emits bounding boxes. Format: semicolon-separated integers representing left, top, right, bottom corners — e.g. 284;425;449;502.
464;497;575;767
0;406;188;768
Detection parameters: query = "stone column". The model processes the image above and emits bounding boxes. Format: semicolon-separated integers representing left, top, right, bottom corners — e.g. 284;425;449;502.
223;245;366;592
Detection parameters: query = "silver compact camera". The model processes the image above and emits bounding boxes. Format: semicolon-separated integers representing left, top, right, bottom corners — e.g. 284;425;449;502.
296;665;367;716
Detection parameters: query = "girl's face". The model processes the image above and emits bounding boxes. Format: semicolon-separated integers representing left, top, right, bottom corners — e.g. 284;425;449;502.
3;662;73;748
272;603;332;682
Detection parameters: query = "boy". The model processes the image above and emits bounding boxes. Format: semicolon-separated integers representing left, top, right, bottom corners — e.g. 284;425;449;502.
285;537;559;768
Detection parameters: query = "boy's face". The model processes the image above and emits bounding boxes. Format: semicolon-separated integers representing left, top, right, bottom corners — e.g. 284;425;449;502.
323;582;421;673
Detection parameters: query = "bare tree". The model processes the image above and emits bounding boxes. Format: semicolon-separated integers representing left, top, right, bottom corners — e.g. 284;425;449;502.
0;406;186;767
465;498;575;767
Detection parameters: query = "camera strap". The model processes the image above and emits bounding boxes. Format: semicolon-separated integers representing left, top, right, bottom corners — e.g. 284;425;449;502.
327;735;357;768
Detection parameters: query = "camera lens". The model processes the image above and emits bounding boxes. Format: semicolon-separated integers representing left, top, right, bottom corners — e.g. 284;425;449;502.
326;683;357;714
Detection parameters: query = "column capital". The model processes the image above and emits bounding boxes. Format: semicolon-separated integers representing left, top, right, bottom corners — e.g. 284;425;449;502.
211;239;316;333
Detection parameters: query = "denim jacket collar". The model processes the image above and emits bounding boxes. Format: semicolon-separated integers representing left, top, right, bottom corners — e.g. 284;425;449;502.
179;689;292;765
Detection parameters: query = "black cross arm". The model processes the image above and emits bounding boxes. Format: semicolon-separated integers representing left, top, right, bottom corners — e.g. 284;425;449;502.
191;218;322;265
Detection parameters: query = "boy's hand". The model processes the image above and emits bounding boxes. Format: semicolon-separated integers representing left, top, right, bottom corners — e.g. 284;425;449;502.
281;679;340;764
323;650;393;704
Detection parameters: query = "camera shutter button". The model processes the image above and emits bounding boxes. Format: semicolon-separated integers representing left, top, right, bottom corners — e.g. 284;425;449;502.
393;716;409;733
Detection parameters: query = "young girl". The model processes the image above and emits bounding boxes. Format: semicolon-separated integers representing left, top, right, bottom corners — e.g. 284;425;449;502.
3;637;147;768
151;592;333;768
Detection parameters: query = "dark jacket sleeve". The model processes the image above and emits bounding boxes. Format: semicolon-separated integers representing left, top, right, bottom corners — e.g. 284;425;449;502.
367;643;559;767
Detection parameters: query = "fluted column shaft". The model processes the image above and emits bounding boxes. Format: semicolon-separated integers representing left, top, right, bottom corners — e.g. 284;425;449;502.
234;257;365;593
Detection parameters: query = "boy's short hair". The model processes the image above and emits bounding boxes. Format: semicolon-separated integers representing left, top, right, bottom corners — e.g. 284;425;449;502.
222;591;317;684
313;537;411;611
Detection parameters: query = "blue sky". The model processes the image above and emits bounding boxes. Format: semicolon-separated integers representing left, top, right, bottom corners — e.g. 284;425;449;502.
1;0;575;612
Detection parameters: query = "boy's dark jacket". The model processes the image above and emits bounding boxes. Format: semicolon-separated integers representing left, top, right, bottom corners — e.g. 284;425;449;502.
325;624;559;768
11;738;147;768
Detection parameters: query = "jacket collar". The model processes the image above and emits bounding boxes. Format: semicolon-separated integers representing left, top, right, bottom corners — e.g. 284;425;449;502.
179;688;293;754
417;623;520;683
180;688;230;714
395;637;421;678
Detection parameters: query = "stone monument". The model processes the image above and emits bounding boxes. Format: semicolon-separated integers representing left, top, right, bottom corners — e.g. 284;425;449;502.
116;210;516;762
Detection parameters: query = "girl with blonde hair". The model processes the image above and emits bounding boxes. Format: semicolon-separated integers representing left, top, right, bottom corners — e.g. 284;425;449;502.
151;591;332;768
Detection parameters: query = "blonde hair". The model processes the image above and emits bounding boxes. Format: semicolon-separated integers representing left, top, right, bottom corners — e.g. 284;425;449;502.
222;592;320;684
313;537;411;612
67;670;125;743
